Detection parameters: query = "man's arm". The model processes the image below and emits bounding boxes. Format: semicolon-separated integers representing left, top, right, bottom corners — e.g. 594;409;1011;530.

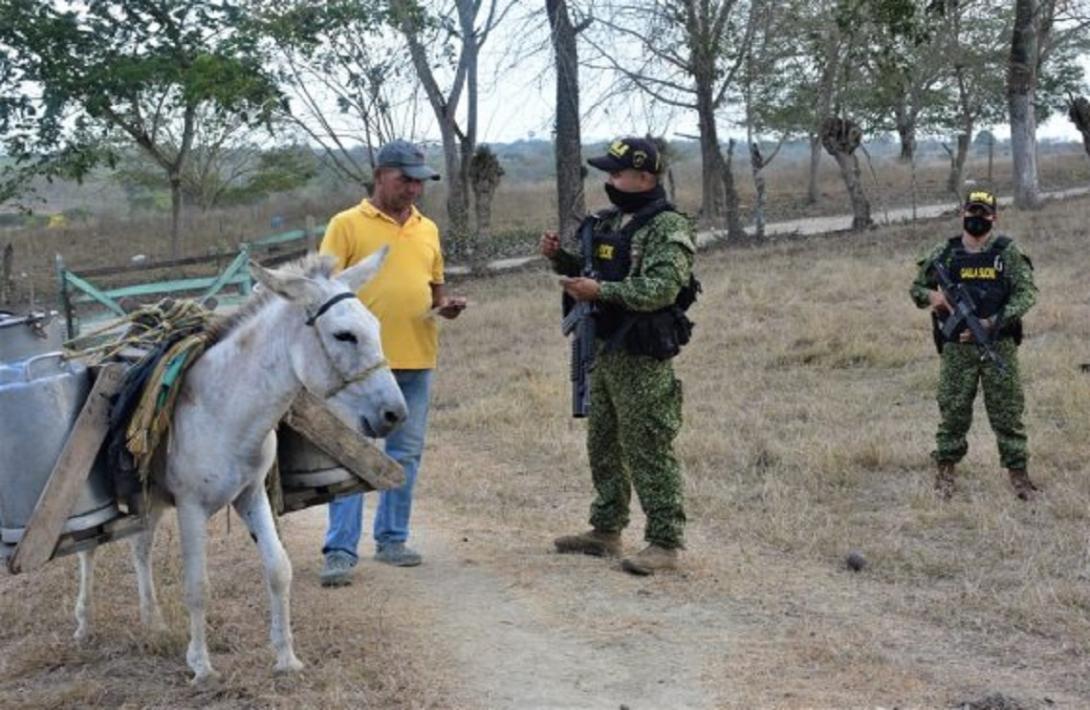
597;213;694;312
551;249;582;277
909;243;946;309
540;230;583;277
431;283;467;319
997;244;1037;323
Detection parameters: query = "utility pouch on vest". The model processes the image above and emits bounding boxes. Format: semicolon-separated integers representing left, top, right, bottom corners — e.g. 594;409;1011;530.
612;275;701;361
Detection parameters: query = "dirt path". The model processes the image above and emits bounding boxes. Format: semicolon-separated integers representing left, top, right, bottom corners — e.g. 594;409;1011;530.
285;502;1083;709
290;507;716;709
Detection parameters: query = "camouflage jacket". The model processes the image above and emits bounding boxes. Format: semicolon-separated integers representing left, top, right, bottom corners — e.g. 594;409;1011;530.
909;234;1037;322
551;209;696;312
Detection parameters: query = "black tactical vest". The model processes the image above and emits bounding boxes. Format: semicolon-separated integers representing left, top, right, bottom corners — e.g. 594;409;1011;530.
933;235;1023;346
584;201;701;360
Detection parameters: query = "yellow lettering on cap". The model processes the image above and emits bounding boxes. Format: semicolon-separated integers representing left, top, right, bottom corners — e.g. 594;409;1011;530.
969;190;995;206
608;140;630;158
596;244;614;260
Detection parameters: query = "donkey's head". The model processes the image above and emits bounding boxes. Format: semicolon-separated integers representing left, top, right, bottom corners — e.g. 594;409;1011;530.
250;248;407;438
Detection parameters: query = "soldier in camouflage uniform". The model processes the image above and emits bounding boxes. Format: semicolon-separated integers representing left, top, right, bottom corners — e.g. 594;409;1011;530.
540;137;696;575
910;190;1039;500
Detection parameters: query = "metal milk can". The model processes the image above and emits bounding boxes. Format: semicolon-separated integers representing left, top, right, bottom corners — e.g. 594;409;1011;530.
0;353;121;544
0;310;65;364
276;426;372;513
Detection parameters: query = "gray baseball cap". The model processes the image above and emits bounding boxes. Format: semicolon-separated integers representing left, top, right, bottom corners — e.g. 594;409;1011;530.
376;139;440;181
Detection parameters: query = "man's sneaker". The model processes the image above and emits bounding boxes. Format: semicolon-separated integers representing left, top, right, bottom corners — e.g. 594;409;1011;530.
320;551;357;587
374;542;423;567
553;529;622;557
1008;468;1039;501
621;544;678;576
934;462;957;500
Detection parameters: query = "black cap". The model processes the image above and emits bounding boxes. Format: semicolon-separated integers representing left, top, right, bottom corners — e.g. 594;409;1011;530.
587;137;662;174
376;139;440;181
963;189;997;215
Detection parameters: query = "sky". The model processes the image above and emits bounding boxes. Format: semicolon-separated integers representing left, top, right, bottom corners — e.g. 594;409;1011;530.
466;54;1090;146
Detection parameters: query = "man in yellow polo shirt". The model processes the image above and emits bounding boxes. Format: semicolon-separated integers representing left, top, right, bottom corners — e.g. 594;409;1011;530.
319;139;466;586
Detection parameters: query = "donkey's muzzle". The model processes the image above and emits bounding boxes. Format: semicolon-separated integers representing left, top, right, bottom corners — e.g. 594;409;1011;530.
362;403;407;439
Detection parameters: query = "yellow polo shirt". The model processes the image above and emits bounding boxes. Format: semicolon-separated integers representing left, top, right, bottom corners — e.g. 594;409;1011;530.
319;199;445;369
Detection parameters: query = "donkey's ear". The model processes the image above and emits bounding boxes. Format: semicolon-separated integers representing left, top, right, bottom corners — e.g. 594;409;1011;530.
249;261;324;306
336;245;389;292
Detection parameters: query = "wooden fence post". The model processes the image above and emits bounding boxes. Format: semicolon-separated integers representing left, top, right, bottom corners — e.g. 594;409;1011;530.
1;242;12;305
305;215;317;253
55;254;77;339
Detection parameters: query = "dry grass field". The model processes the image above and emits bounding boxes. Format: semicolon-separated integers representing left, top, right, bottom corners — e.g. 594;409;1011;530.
4;147;1088;308
1;184;1089;708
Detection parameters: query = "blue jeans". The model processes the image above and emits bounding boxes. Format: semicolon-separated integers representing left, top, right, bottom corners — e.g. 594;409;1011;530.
322;369;432;560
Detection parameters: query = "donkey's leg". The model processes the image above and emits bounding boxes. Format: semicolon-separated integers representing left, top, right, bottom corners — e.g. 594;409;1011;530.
176;500;218;683
233;484;303;673
130;504;166;631
74;549;95;640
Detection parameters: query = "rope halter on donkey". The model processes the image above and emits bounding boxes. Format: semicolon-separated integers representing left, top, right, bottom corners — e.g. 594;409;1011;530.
305;290;389;398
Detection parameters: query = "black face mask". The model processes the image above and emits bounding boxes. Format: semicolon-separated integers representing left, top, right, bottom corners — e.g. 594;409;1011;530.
963;215;993;237
605;182;665;213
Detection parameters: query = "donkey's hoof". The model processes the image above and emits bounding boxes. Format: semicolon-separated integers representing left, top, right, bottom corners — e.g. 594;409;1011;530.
274;656;304;674
189;668;222;686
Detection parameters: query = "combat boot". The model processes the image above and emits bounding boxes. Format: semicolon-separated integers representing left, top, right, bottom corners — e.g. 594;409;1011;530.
621;544;678;576
1008;468;1039;501
934;462;957;500
554;529;622;557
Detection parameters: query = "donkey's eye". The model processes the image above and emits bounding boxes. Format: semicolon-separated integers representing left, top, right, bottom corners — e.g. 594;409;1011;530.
333;331;358;344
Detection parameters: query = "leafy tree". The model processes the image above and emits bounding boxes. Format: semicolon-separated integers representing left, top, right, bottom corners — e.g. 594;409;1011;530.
0;0;282;256
546;0;590;241
392;0;518;258
253;0;417;187
582;0;762;237
1007;0;1090;208
117;135;317;212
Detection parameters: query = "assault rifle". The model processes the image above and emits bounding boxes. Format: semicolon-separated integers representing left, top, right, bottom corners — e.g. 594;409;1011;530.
561;219;597;418
931;260;1007;374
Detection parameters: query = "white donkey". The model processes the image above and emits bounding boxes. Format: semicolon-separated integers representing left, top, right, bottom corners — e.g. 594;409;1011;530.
73;249;408;682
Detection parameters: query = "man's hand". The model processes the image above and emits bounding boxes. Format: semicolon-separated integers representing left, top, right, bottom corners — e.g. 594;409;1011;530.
560;276;601;302
436;296;468;319
928;289;952;314
957;316;994;343
540;231;561;259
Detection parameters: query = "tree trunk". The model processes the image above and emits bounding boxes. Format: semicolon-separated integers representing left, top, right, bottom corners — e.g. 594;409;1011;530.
829;152;871;230
820;117;871;231
895;101;916;161
397;2;476;256
718;139;745;240
809;24;841;206
749;143;766;240
1007;0;1041;209
473;186;493;239
947;128;972;199
696;84;724;225
442;128;472;254
169;176;183;259
469;145;503;241
1;242;12;305
807;133;822;205
546;0;586;241
1070;97;1090;160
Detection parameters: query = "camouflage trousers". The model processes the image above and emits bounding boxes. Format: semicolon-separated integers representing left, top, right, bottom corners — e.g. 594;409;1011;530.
933;339;1028;469
587;347;686;549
